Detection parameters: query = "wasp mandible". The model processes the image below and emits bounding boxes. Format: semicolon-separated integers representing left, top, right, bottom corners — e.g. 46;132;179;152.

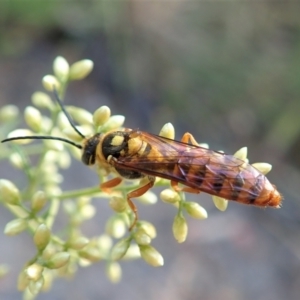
1;91;282;229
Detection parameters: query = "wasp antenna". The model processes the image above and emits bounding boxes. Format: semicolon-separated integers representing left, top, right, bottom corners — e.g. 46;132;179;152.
53;88;86;139
1;136;83;149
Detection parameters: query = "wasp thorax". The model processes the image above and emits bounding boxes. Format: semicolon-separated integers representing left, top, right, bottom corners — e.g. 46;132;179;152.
81;133;102;165
102;131;129;159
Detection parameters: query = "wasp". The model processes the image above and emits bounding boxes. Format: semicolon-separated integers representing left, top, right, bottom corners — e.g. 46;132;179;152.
1;91;282;229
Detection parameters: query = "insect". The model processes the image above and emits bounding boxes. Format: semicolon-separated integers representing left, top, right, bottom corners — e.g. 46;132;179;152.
1;91;282;229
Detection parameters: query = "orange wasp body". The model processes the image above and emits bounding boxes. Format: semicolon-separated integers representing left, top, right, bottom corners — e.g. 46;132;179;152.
83;129;281;210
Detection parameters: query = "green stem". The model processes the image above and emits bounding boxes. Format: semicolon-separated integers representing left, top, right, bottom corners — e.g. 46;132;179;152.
55;186;105;200
45;198;60;229
177;191;186;216
54;180;168;201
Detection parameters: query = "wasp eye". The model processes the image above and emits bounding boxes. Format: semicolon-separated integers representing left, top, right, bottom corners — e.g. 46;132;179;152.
81;134;101;165
82;151;94;165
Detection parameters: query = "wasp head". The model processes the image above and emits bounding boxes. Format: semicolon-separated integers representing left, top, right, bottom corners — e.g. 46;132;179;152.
81;133;102;165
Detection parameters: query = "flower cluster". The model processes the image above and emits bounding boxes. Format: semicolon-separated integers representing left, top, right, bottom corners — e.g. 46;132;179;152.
0;56;273;299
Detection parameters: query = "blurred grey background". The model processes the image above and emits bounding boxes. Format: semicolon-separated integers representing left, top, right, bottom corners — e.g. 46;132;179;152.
1;1;300;300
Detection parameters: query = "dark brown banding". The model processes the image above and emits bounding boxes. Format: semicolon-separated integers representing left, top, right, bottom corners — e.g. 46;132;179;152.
142;142;152;156
165;161;178;175
231;173;244;200
178;157;207;186
212;171;226;193
178;162;192;178
192;164;206;187
178;156;192;180
248;174;263;203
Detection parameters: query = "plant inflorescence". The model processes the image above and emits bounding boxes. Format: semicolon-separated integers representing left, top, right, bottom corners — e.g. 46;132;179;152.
0;56;274;299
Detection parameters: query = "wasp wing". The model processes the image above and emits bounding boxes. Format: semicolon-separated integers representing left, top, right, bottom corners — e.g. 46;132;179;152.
112;132;264;200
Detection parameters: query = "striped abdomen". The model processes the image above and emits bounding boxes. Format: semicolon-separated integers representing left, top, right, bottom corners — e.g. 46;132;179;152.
176;149;281;207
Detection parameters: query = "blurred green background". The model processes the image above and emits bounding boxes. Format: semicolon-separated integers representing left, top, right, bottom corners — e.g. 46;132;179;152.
1;1;300;300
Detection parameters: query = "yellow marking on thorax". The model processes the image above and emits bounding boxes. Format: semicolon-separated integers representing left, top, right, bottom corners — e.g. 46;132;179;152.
111;135;125;146
137;140;149;156
127;137;144;155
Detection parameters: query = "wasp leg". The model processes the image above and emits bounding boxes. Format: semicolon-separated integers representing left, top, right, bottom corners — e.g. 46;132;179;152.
170;133;202;194
181;132;199;145
127;176;155;231
100;177;123;193
171;180;181;192
171;180;200;194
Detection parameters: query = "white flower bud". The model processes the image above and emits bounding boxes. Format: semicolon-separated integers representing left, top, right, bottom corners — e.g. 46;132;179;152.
0;105;19;122
212;196;228;211
25;264;44;281
106;262;122;283
0;179;21;205
139;245;164;267
57;151;71;169
160;189;180;204
172;215;188;243
57;111;70;130
98;234;113;253
31;191;47;212
137;190;157;205
53;56;69;81
63;124;92;141
233;147;248;161
252;162;272;175
41;245;56;260
33;224;51;251
138;221;157;239
28;276;44;295
77;196;91;207
101;115;125;132
78;247;102;262
44;139;64;151
184;202;208;219
159;122;175;139
40;116;53;132
6;129;34;144
67;106;93;125
9;153;24;169
68;236;89;250
46;252;70;269
41;270;53;292
109;196;127;213
4;218;27;236
106;217;126;239
24;106;42;132
69;59;94;80
42;75;60;91
111;238;131;261
17;270;30;291
93;106;111;127
31;92;53;110
122;244;141;260
80;204;96;220
134;228;151;245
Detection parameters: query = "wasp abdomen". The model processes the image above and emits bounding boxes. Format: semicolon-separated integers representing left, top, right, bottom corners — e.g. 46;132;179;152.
177;150;281;208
